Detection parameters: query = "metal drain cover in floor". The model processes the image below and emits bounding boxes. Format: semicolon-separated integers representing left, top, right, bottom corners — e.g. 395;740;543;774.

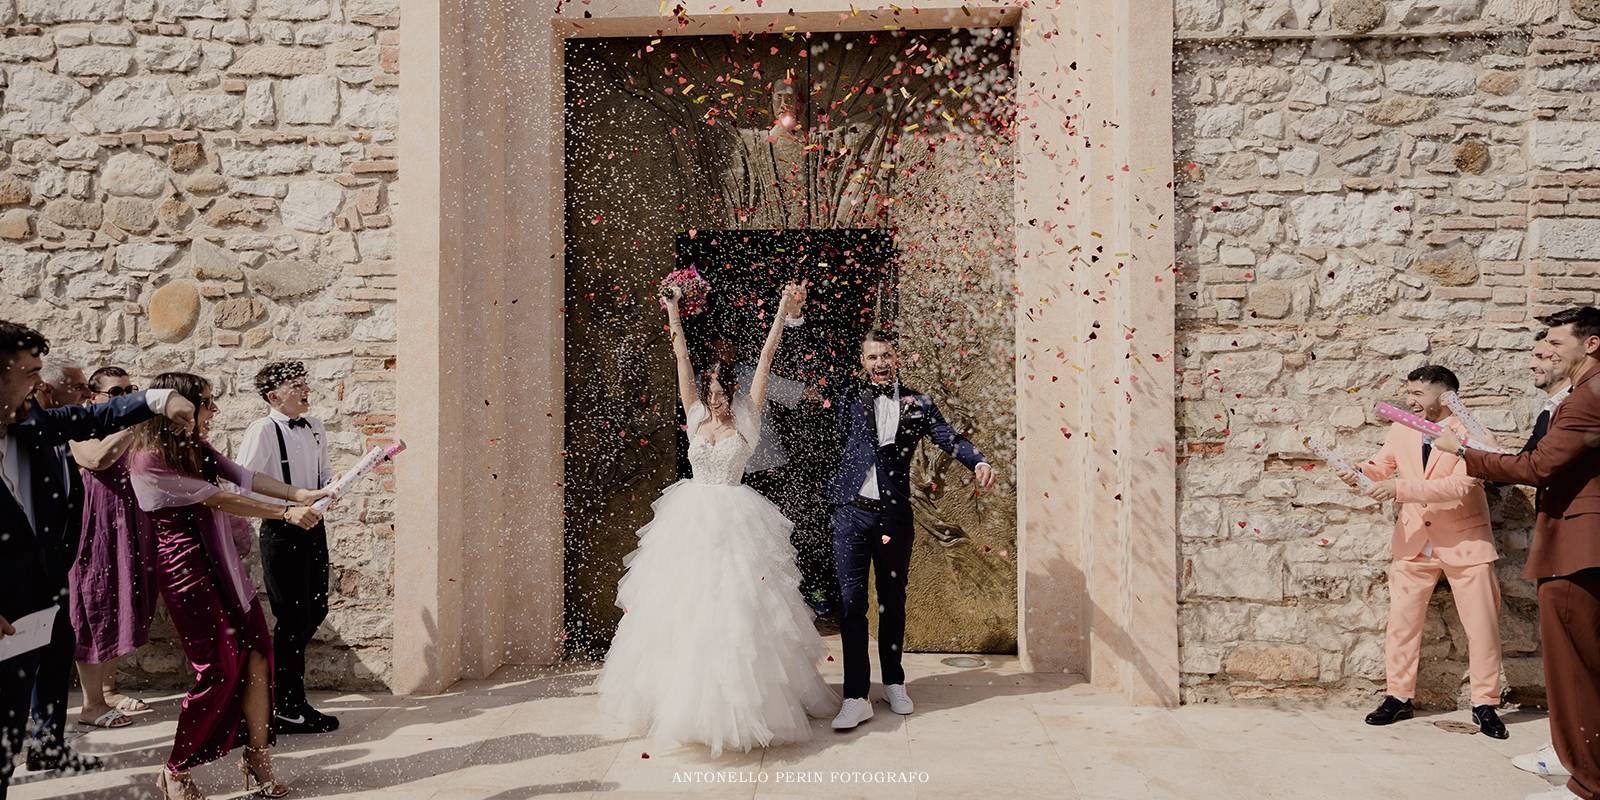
940;656;987;668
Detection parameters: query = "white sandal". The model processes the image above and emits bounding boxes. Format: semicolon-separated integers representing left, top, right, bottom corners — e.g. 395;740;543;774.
79;708;134;729
113;695;150;713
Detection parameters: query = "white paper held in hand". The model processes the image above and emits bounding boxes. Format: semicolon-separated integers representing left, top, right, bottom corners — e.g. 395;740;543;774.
0;605;58;662
313;440;407;512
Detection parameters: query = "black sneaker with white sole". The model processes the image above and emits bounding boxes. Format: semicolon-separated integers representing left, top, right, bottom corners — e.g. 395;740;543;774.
272;708;325;735
302;706;341;732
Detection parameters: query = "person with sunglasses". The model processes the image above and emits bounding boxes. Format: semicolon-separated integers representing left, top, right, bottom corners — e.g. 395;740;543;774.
66;367;158;731
128;372;327;800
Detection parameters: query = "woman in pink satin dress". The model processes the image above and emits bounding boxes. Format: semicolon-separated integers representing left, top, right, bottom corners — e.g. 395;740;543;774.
128;372;329;800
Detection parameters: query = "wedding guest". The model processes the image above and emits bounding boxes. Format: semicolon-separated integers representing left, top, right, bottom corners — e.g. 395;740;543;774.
129;372;327;800
1;322;195;799
236;362;340;735
25;360;108;769
67;367;156;730
1343;365;1507;739
1524;331;1574;454
1437;306;1600;800
1511;331;1577;781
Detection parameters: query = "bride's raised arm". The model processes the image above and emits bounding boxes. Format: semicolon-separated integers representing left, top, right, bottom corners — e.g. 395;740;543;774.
661;287;698;413
750;281;805;410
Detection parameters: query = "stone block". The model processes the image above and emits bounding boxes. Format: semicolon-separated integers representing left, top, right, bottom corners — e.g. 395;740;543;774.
1190;541;1284;601
77;77;181;132
283;74;339;124
147;280;200;342
57;46;134;76
1533;218;1600;260
138;37;203;72
1531;122;1600;171
0;66;90;135
211;297;264;329
0;209;32;240
1385;61;1478;97
1224;643;1318;682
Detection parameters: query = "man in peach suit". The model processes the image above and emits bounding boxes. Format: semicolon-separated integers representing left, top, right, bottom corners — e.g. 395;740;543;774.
1342;365;1508;738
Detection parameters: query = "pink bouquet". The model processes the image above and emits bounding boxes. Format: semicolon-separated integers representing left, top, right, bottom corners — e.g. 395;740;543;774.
660;265;711;316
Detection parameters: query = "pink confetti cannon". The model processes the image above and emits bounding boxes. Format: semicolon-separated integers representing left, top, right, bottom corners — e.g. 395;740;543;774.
1374;403;1505;453
1304;436;1374;489
659;265;711;316
313;440;406;512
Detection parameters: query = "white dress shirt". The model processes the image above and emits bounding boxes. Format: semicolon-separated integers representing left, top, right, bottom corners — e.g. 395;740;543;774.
855;384;988;501
236;410;332;499
858;385;902;500
0;388;175;532
1545;385;1573;417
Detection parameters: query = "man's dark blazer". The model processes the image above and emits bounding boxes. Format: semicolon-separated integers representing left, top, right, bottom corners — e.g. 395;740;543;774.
1;393;155;622
826;381;984;513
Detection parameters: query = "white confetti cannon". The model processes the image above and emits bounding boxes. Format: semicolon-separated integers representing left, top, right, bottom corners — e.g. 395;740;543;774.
313;440;406;511
1304;436;1374;490
1375;403;1508;454
1440;392;1499;449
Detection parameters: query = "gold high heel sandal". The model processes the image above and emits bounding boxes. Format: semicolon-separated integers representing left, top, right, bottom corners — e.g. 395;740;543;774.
240;745;291;798
155;768;205;800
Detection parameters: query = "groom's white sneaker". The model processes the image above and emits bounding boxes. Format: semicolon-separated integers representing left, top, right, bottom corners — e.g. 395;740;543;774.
832;698;874;730
883;684;914;715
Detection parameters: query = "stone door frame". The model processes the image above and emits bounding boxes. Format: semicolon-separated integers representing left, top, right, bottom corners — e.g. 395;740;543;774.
395;0;1179;705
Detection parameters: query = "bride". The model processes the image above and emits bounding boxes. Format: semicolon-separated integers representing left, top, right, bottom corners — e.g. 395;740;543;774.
596;281;837;756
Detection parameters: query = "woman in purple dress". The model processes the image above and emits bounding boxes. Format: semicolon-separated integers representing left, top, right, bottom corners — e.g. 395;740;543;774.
128;372;328;800
68;367;156;729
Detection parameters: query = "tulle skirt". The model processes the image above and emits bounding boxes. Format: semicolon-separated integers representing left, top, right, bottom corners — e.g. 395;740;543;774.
596;479;836;757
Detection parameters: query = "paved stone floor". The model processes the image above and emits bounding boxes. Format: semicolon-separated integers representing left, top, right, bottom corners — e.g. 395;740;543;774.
10;637;1563;799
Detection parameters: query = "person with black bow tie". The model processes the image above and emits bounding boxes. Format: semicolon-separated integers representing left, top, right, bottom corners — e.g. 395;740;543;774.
235;362;339;736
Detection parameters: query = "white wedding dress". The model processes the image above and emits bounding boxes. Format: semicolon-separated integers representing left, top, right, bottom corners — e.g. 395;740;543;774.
596;399;836;756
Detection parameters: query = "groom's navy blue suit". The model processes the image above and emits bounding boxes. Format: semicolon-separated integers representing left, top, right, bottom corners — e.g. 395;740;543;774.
828;380;984;700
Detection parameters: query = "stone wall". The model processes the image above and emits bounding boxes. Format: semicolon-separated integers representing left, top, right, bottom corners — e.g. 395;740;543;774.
0;0;399;689
1174;0;1600;706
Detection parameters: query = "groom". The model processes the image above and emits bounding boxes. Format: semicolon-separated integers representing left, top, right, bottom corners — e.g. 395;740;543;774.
827;329;996;730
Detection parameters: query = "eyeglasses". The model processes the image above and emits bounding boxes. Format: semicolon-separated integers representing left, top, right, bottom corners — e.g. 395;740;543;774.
97;385;139;397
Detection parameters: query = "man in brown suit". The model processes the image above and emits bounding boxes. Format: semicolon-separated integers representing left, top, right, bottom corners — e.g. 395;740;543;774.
1436;306;1600;800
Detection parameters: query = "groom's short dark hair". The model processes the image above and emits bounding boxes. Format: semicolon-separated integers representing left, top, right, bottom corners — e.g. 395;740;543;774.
862;329;898;350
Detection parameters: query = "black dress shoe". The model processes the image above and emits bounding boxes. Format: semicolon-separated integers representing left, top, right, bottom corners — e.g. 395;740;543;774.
25;746;104;774
1474;705;1509;739
1364;695;1414;726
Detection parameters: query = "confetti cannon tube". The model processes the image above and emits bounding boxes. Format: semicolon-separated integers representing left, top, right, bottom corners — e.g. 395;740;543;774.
1440;392;1497;447
1304;437;1374;489
313;440;406;512
1374;403;1506;453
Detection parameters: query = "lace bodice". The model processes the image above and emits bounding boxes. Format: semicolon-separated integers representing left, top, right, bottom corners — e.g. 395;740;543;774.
688;434;752;485
684;400;759;484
